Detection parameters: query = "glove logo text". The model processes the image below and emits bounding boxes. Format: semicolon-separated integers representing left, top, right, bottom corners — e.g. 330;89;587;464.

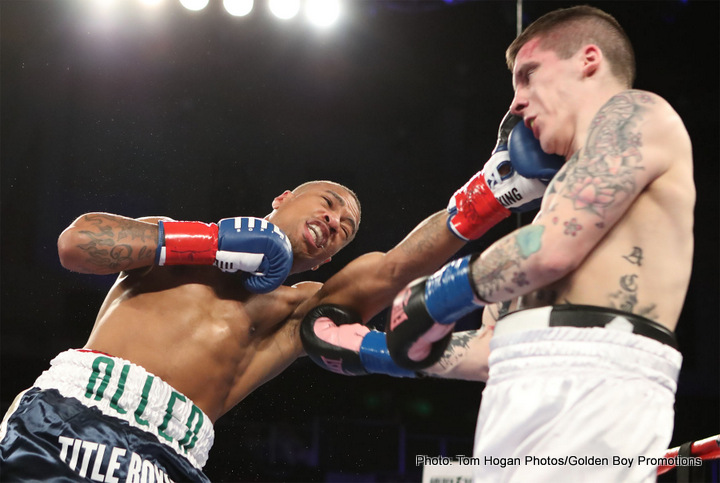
496;188;523;207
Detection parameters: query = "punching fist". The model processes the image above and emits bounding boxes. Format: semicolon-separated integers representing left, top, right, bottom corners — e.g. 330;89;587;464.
156;217;293;294
446;112;564;241
486;119;566;212
300;304;416;378
387;255;484;370
508;121;565;182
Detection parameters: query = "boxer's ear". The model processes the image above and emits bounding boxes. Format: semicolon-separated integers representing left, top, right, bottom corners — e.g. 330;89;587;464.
580;44;602;78
272;190;294;210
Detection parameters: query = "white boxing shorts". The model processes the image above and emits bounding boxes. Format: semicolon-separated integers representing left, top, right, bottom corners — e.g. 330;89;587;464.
472;305;682;483
0;349;215;482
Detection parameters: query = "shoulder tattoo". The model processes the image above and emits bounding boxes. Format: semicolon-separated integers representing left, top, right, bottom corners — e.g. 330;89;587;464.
559;91;654;220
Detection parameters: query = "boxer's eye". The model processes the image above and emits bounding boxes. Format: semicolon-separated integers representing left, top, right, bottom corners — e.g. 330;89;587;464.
516;63;538;87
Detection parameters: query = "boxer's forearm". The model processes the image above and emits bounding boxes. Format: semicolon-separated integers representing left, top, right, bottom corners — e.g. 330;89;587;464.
304;212;464;323
382;210;466;289
354;212;466;322
420;328;492;382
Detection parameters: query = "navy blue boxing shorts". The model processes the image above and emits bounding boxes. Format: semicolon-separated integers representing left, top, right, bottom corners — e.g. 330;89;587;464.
0;350;214;482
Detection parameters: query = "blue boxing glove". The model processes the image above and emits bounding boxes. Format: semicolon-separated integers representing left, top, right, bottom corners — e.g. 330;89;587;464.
484;113;565;213
386;255;484;370
217;217;294;293
156;217;293;294
300;304;417;378
508;121;565;182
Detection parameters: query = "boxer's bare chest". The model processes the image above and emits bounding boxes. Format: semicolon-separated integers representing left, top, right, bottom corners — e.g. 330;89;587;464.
88;270;320;419
91;268;313;363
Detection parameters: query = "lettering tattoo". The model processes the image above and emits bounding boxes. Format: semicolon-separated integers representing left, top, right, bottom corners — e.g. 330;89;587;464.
608;275;638;313
471;225;544;299
552;91;653;220
76;214;156;270
620;274;639;291
608;246;657;319
623;246;644;266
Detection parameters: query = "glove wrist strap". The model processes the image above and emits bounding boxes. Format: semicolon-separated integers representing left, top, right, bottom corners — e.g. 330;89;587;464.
156;221;219;266
360;331;417;378
448;176;511;241
424;255;485;324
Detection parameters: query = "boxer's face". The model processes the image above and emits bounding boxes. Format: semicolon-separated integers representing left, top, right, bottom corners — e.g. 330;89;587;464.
268;182;360;273
510;37;579;158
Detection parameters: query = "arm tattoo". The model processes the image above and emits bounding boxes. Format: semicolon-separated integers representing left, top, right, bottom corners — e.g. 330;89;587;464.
431;330;479;371
558;91;653;219
399;213;444;256
76;214;156;270
471;225;544;299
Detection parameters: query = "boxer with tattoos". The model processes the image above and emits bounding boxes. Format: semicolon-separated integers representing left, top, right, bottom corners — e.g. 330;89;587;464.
0;181;359;481
388;6;694;481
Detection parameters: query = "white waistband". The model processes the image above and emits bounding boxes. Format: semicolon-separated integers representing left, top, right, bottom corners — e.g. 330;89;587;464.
33;349;214;469
489;308;683;392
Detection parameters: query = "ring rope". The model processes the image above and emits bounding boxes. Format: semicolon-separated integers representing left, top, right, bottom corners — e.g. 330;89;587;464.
657;434;720;475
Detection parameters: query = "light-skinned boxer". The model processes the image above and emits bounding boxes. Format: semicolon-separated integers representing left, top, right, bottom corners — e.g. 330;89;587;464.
386;6;694;482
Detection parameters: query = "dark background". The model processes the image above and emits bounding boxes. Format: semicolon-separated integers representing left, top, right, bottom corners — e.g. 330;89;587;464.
2;1;718;481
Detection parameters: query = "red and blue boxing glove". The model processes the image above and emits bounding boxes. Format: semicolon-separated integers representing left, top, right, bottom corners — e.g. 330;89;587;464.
447;112;564;241
301;111;565;375
300;304;417;378
155;217;293;294
386;255;484;370
300;255;485;377
301;256;485;376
